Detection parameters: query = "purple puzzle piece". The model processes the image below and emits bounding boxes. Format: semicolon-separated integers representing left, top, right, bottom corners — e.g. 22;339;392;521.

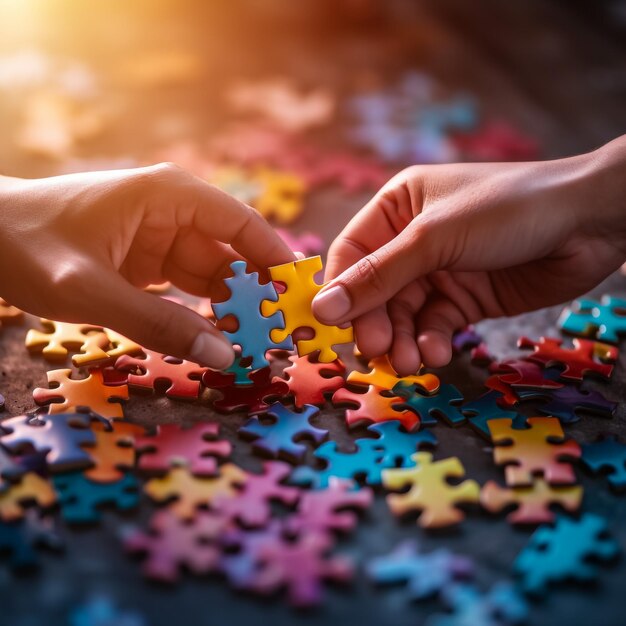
452;326;483;353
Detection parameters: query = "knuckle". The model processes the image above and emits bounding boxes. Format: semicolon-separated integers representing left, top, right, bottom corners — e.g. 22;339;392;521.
352;254;386;295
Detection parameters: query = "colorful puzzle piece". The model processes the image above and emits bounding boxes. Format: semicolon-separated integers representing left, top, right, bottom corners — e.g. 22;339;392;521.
0;473;56;521
0;512;62;570
1;412;96;471
239;402;327;462
252;168;307;224
581;436;626;489
514;514;619;596
461;391;524;439
383;452;479;528
277;354;345;408
53;471;139;524
212;461;300;528
261;256;354;362
69;594;145;626
212;260;293;368
392;382;465;426
480;478;582;525
33;369;128;420
143;464;247;520
25;318;107;362
451;326;482;353
0;445;30;489
203;366;289;414
348;355;439;394
518;336;617;381
285;478;372;536
123;509;227;582
276;228;324;257
115;350;206;400
367;540;475;601
73;328;143;368
559;295;626;343
135;422;231;476
488;417;581;486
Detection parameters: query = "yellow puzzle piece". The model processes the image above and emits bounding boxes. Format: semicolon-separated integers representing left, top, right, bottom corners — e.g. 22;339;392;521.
348;355;440;394
253;168;307;224
0;472;56;521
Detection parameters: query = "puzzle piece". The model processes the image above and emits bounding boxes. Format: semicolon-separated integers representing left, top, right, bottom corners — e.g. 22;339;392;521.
277;354;345;408
480;478;582;525
239;402;327;462
212;461;300;527
0;512;62;570
461;391;524;439
53;471;139;523
451;326;482;353
0;298;23;330
292;422;436;488
518;336;617;381
0;472;56;521
115;350;206;399
83;421;143;483
209;165;263;204
285;478;372;535
333;384;419;431
392;382;466;426
252;168;307;224
135;422;231;476
454;119;539;161
143;464;247;520
1;412;96;471
348;355;439;394
33;369;128;420
366;540;475;600
123;509;227;582
514;513;619;596
261;256;353;362
383;452;479;528
276;228;324;256
212;261;293;369
0;445;29;490
558;295;626;343
69;594;145;626
72;328;143;368
25;318;107;362
303;152;390;192
203;366;289;414
581;436;626;489
488;417;581;486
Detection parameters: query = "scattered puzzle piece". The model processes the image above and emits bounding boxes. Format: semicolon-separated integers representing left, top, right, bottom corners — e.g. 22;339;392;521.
239;402;327;462
0;298;23;330
0;445;29;490
53;471;139;524
0;513;62;570
514;513;619;596
559;295;626;343
461;391;524;439
277;354;345;408
69;594;145;626
276;228;324;256
25;318;106;362
383;452;479;528
480;478;582;525
212;261;293;368
488;417;581;486
392;382;465;427
253;168;307;224
33;369;128;420
451;326;482;353
261;256;353;362
73;328;143;368
518;336;617;381
143;464;247;520
135;422;231;476
123;509;227;582
115;350;206;400
1;412;96;471
581;435;626;489
367;540;474;600
0;472;56;521
348;355;439;394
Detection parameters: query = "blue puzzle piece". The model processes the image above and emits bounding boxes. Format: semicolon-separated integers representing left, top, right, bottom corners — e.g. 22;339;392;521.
393;382;466;426
290;420;436;488
53;471;139;524
238;402;327;462
581;436;626;489
430;582;528;626
0;513;63;570
70;594;145;626
367;540;474;600
212;261;293;369
559;295;626;343
223;358;255;386
514;513;619;596
460;392;525;439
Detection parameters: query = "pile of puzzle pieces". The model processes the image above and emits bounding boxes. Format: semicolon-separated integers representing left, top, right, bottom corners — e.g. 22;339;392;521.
0;260;624;623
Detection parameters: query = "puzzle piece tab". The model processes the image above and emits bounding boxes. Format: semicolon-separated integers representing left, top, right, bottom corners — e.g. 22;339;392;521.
393;382;465;427
581;435;626;489
25;319;106;362
383;452;479;528
461;391;525;439
559;295;626;343
261;256;353;362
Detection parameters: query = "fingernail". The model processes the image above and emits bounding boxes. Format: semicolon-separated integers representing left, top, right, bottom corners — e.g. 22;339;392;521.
190;332;234;370
313;284;351;324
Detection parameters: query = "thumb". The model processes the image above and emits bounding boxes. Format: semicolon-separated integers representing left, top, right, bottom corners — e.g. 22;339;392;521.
81;270;235;369
312;216;442;326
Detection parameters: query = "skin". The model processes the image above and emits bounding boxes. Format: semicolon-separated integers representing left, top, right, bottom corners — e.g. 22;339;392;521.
0;162;295;370
313;135;626;375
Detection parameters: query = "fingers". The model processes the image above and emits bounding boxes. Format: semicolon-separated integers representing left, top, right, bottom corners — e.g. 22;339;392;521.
352;306;393;358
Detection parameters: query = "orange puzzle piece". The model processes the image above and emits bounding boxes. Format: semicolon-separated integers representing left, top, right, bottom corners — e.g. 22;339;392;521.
487;417;581;486
382;452;480;528
253;168;307;224
0;472;56;521
143;464;248;520
348;356;440;395
73;328;143;368
33;368;129;420
261;256;354;362
0;298;23;330
481;478;582;525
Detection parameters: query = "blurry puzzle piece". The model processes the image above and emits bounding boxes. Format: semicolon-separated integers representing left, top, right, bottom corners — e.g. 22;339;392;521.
581;435;626;490
276;228;324;256
252;168;307;224
0;298;23;330
0;472;56;521
453;120;539;161
559;295;626;343
0;513;62;571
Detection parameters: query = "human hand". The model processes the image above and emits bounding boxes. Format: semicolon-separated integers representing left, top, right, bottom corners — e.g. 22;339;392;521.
313;137;626;374
0;163;294;369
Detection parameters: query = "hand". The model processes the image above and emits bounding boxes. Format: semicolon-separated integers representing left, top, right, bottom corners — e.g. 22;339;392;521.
313;137;626;375
0;163;294;369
